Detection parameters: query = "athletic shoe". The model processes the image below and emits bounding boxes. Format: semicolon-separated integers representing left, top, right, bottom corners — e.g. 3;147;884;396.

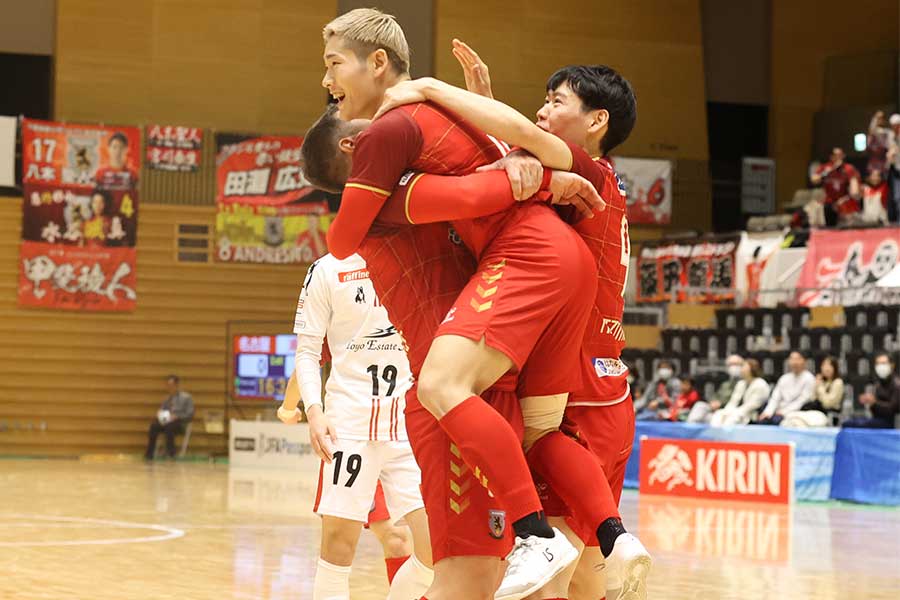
494;527;579;600
606;533;651;600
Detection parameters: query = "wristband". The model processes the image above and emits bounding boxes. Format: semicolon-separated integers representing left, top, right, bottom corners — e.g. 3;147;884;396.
540;167;553;191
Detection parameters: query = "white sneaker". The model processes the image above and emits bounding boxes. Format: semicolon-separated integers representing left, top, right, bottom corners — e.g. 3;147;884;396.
606;533;651;600
494;527;579;600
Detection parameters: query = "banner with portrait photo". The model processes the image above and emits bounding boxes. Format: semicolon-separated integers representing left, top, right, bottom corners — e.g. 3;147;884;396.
796;228;900;306
614;157;673;225
215;133;330;264
19;119;141;311
736;230;786;307
637;235;740;304
145;124;202;172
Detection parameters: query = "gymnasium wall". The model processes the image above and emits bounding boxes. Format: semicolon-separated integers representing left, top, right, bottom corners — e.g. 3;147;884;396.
54;0;337;135
0;198;302;456
769;0;899;208
434;0;712;234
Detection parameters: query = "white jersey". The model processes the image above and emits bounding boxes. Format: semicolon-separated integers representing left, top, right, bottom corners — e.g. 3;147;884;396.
294;253;413;442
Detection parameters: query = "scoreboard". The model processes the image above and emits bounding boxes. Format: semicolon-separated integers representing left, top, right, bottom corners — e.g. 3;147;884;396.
233;334;296;401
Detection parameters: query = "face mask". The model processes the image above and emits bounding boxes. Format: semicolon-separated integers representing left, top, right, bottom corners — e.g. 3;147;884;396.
875;364;892;379
658;368;673;380
727;365;743;379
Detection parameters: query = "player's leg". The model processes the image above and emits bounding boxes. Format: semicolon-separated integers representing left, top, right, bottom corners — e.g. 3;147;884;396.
367;487;411;585
524;517;587;600
316;516;364;600
568;546;607;600
424;556;505;600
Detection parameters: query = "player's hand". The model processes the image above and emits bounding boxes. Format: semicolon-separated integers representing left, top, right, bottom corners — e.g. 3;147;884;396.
477;152;544;200
277;405;302;425
548;170;606;218
374;79;433;120
306;404;338;463
451;39;493;98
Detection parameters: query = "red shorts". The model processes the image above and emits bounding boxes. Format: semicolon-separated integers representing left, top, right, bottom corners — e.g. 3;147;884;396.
365;481;391;528
437;203;597;397
538;393;635;546
405;381;523;563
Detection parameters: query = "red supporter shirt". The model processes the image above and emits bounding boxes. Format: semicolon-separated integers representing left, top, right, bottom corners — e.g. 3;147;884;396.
815;161;859;204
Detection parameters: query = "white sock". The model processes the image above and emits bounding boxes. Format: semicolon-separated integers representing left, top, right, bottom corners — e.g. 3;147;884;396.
386;554;433;600
313;558;351;600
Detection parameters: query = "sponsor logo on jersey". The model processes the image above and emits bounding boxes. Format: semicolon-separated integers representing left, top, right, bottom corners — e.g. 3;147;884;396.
442;307;457;324
234;437;256;452
338;268;369;282
601;318;626;341
488;509;506;539
593;358;628;378
364;326;398;339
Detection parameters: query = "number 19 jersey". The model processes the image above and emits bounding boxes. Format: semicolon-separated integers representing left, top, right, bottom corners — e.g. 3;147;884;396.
294;253;413;441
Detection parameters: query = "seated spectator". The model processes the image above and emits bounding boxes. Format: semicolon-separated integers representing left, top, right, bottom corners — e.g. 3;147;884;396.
844;353;900;429
666;377;702;421
687;354;744;423
710;359;771;426
862;169;889;225
754;351;816;425
634;360;680;420
144;375;194;460
780;355;844;428
810;147;861;227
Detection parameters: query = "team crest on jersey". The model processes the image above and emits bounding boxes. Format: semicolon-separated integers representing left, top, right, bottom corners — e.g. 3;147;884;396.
488;509;506;539
593;358;628;378
355;286;366;304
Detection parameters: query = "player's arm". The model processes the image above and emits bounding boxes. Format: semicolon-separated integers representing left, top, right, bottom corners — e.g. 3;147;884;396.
326;111;423;259
376;78;573;170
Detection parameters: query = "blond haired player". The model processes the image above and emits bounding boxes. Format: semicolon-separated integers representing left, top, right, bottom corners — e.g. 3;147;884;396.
278;252;432;600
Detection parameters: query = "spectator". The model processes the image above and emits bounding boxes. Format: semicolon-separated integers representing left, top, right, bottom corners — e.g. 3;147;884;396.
709;358;771;426
666;377;701;421
810;148;861;227
888;114;900;222
754;351;816;425
687;354;744;423
634;360;680;420
867;110;894;176
844;353;900;429
862;169;889;225
781;355;844;428
144;375;194;460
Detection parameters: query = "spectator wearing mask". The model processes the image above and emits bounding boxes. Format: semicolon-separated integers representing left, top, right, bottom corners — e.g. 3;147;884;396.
634;360;680;420
710;359;771;426
844;353;900;429
867;110;894;176
811;148;861;227
755;351;816;425
687;354;744;423
888;113;900;222
144;375;194;460
666;377;701;422
781;355;844;428
862;169;889;225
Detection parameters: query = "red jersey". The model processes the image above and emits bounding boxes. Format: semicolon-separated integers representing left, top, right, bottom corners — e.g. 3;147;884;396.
94;167;138;191
815;162;859;204
563;144;631;405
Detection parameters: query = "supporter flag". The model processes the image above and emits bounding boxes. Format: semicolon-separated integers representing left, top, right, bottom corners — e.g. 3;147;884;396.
613;157;673;225
145;124;202;172
0;116;15;187
735;231;786;307
214;133;331;265
18;119;141;311
637;235;740;303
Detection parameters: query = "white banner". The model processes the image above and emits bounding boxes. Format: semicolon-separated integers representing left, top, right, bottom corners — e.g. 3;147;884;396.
736;230;786;307
229;419;317;469
614;157;673;225
0;116;16;187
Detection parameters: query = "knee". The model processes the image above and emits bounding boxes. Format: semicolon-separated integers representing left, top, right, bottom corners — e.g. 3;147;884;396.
417;367;459;417
320;528;358;565
381;528;411;558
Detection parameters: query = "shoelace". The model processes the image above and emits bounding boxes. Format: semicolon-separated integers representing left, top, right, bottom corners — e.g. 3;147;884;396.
503;536;541;577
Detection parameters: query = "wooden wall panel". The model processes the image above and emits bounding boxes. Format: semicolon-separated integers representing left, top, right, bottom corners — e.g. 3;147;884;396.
55;0;337;134
0;197;305;456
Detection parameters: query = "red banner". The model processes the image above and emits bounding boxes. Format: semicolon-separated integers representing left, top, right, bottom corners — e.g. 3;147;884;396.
216;135;314;206
19;119;140;311
639;438;794;504
18;242;137;311
797;228;900;306
636;235;739;303
145;124;202;172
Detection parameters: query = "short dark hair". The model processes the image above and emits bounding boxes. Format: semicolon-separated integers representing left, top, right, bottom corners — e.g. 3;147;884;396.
875;352;894;364
546;65;636;155
789;350;806;360
658;360;674;370
167;375;180;384
301;106;364;194
745;358;763;379
109;132;128;146
681;376;694;386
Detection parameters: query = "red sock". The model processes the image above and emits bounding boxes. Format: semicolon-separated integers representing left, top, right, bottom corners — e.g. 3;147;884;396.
439;396;542;522
385;555;409;584
528;431;620;528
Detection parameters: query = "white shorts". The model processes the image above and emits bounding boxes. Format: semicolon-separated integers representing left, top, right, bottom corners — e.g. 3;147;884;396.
313;438;423;524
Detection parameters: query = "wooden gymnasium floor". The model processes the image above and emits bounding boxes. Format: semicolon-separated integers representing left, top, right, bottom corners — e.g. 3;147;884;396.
1;460;898;600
